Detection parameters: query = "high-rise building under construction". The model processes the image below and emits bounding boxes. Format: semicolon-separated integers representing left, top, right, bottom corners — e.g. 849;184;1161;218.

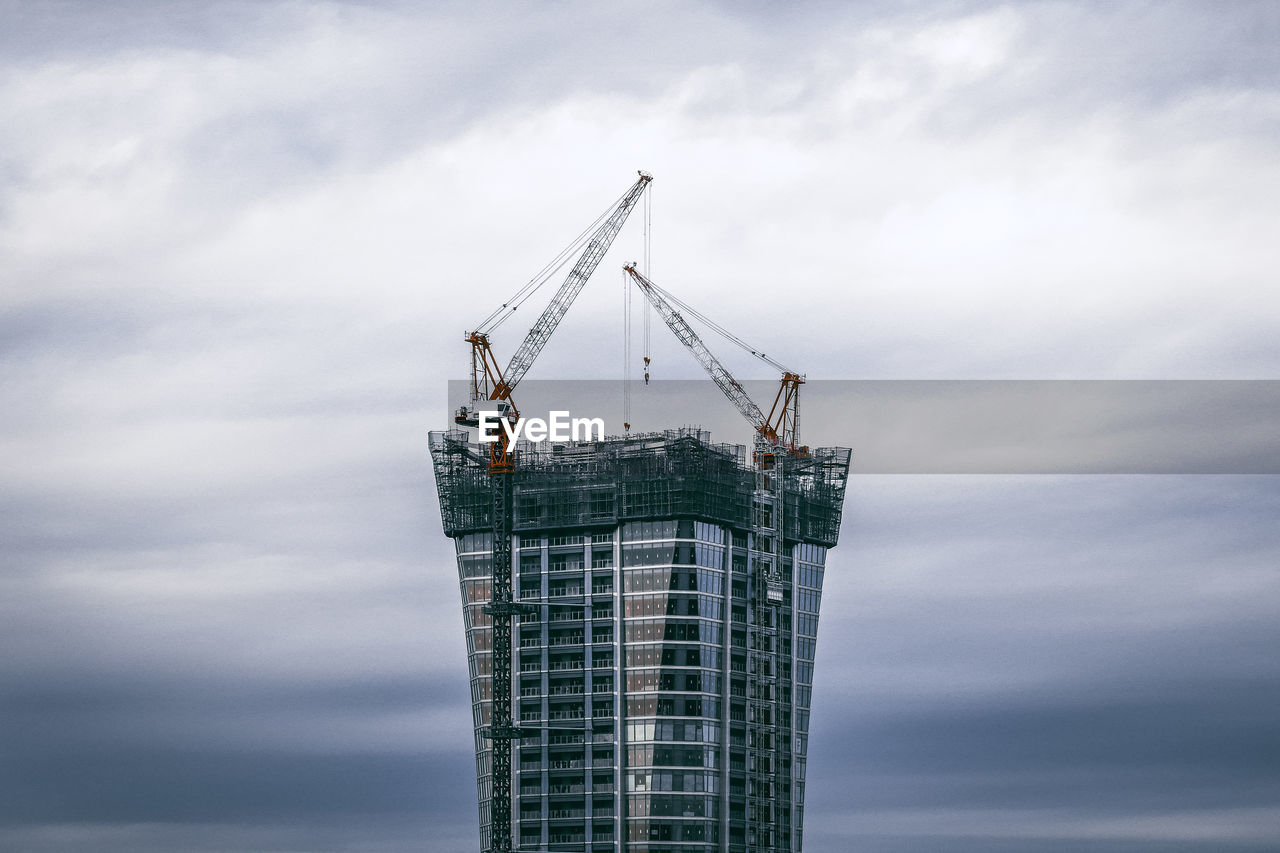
429;170;849;852
430;427;850;852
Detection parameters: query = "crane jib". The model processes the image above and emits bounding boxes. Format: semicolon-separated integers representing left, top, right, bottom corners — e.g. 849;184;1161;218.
623;264;805;455
499;173;652;394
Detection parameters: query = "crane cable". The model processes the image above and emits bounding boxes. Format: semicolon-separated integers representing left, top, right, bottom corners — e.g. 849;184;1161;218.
627;186;653;430
622;268;632;433
473;185;632;335
643;185;652;385
643;277;797;376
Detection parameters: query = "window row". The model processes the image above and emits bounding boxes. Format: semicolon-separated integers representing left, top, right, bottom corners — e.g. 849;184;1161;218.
622;594;722;620
622;542;726;569
625;669;721;694
624;568;724;595
454;532;492;554
795;541;826;564
624;519;722;543
796;612;818;638
626;770;721;793
626;696;721;719
627;744;719;769
625;720;721;745
795;587;821;614
625;619;722;645
628;794;721;819
796;563;824;589
626;645;721;669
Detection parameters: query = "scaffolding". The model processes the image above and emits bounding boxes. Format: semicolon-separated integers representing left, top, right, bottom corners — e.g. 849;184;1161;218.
430;428;850;547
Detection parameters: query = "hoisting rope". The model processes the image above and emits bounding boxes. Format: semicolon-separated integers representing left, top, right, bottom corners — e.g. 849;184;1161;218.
623;268;632;433
473;185;631;335
643;184;652;385
643;277;797;376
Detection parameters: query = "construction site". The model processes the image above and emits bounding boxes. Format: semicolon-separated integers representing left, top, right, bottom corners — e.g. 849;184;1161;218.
429;172;851;853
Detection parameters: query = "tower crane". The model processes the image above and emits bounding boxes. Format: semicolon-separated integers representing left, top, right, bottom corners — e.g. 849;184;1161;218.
459;172;650;853
622;264;808;462
457;172;652;472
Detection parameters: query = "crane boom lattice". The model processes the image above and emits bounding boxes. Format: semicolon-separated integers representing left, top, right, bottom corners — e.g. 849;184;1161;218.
623;265;767;429
623;264;806;455
495;173;652;398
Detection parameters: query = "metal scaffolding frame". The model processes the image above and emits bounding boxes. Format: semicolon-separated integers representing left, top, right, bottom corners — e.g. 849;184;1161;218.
430;429;849;547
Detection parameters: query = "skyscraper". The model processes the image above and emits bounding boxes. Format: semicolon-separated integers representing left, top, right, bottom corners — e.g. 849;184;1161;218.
430;426;850;852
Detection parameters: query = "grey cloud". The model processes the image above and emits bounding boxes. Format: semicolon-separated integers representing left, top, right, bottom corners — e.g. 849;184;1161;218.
1;746;448;823
795;475;1280;848
2;2;1279;851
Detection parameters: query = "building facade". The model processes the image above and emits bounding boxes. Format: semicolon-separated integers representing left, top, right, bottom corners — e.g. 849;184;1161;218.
431;429;850;853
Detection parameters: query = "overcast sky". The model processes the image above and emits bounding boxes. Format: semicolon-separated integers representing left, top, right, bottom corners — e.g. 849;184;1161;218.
2;2;1279;851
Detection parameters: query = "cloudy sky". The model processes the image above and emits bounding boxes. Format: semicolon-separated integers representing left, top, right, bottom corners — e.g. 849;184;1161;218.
2;1;1278;851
